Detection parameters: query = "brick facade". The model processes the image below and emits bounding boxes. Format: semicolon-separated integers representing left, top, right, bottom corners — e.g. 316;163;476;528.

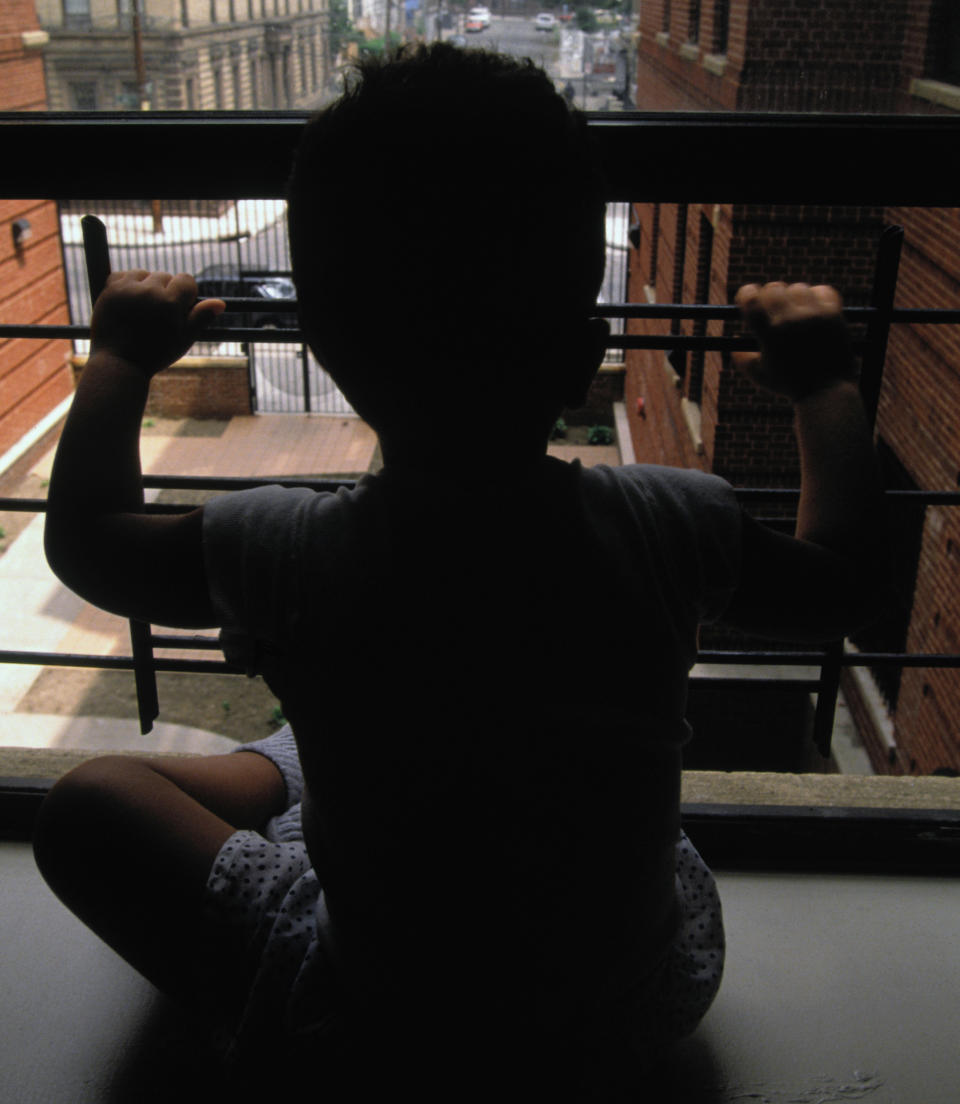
0;2;72;459
629;0;960;773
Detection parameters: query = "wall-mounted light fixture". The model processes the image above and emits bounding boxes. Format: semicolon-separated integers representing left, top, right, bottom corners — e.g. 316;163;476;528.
12;218;32;249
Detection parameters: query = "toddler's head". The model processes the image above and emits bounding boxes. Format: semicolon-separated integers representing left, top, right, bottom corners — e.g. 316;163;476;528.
287;44;607;455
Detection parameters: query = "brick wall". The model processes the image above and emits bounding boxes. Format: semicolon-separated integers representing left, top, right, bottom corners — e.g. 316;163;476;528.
0;1;73;459
637;0;934;112
873;205;960;773
624;200;885;485
72;357;254;420
631;0;960;774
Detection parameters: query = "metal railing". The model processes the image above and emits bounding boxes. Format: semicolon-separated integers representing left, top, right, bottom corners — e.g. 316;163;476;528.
1;113;960;863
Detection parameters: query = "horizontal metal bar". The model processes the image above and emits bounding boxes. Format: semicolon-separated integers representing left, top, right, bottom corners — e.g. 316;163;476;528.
142;474;355;492
699;651;960;669
2;646;957;672
150;633;222;650
6;305;960;338
0;649;241;674
5;488;960;514
3;112;960;205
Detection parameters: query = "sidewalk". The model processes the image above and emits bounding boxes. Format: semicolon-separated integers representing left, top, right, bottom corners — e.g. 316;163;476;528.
0;412;378;758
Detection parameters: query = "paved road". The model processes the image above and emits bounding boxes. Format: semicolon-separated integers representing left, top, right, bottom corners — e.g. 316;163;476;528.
472;15;562;71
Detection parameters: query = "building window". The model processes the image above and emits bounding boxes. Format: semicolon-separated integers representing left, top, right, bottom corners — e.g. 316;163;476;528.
229;0;236;20
180;0;190;27
210;0;218;22
712;0;729;55
250;58;260;108
185;77;196;110
232;63;242;108
926;0;960;87
68;80;98;109
213;66;224;109
310;36;318;91
688;0;701;45
62;0;92;29
687;211;714;405
662;0;671;35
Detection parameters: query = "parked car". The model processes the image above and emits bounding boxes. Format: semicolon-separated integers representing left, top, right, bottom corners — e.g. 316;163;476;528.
466;17;484;31
195;265;297;329
468;6;491;26
534;12;558;31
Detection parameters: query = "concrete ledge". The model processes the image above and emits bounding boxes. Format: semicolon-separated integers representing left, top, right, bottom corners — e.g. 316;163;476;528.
680;41;700;61
703;53;727;77
4;745;959;811
682;769;960;811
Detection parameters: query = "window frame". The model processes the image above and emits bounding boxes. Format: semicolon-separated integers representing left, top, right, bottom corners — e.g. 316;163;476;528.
1;111;959;871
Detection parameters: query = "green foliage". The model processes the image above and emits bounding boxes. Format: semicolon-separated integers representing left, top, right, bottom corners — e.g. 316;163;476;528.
328;0;363;59
358;31;404;58
270;705;286;727
575;6;599;32
222;700;231;713
550;417;568;440
588;424;614;445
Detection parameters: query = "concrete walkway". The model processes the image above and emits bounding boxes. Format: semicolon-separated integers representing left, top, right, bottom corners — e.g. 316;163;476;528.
0;413;378;759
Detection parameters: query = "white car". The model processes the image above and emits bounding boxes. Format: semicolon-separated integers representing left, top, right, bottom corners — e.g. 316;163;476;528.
468;6;491;27
534;12;557;31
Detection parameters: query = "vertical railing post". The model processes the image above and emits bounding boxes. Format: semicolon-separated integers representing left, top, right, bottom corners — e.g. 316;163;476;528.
810;222;904;759
301;340;312;413
82;214;160;736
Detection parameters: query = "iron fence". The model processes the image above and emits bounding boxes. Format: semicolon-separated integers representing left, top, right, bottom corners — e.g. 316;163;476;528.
1;114;960;863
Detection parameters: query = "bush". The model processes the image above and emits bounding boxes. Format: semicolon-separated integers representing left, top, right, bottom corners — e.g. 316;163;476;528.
358;31;404;58
587;424;614;445
575;6;599;32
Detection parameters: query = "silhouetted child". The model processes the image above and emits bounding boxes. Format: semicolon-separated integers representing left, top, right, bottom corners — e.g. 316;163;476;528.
35;44;882;1102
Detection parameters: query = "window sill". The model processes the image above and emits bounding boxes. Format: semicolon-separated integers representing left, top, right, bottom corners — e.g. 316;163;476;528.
655;31;670;48
681;396;704;454
703;53;727;77
4;746;958;811
680;42;701;62
909;78;960;112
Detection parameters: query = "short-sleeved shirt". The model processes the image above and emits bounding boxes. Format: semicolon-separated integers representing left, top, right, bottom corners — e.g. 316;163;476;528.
202;457;741;1043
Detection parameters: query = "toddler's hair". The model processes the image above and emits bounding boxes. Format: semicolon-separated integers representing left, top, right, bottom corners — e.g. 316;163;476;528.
287;43;607;430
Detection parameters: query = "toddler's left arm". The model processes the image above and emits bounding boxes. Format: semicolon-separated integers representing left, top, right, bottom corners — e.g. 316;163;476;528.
44;271;224;627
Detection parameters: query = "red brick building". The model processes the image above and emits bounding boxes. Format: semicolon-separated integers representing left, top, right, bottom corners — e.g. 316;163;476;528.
0;1;72;459
626;0;960;773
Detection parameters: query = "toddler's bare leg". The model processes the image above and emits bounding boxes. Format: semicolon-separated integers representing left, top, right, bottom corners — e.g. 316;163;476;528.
33;751;286;1011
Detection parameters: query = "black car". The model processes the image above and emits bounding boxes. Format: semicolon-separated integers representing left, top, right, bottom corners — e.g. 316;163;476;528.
195;265;298;329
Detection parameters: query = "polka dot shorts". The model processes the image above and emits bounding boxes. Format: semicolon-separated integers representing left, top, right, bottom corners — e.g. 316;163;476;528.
201;830;334;1064
662;830;725;1039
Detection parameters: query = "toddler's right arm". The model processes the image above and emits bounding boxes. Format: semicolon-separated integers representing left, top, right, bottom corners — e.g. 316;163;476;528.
721;283;887;641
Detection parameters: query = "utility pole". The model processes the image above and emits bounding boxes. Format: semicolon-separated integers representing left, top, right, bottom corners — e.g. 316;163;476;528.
132;0;163;233
132;0;149;109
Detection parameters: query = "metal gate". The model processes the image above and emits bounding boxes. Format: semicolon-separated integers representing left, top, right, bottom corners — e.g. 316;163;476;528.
248;340;353;414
